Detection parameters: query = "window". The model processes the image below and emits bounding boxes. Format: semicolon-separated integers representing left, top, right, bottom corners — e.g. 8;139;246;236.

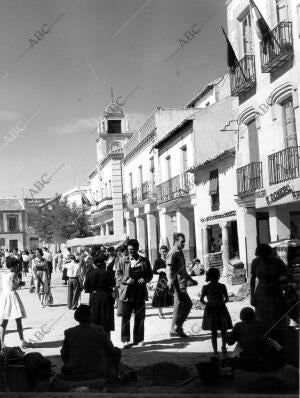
209;169;220;211
282;97;297;147
276;0;288;23
248;119;260;162
107;120;121;134
105;183;108;198
181;146;188;172
166;156;171;179
108;180;112;197
7;215;18;232
149;157;155;174
241;12;253;55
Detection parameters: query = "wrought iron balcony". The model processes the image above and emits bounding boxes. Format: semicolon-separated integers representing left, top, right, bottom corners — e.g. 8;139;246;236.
269;146;300;185
141;181;156;201
98;196;112;211
237;162;263;195
156;173;192;204
230;55;256;96
260;22;293;73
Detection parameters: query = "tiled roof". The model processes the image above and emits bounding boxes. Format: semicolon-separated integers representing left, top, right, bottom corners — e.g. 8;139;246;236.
185;75;226;108
152;117;194;149
188;148;236;173
0;198;24;211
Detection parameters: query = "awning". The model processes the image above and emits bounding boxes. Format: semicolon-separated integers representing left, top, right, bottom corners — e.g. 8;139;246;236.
66;234;127;248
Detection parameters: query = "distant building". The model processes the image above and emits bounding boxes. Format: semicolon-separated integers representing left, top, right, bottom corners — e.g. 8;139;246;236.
24;198;51;249
61;186;91;208
0;198;28;251
89;101;132;239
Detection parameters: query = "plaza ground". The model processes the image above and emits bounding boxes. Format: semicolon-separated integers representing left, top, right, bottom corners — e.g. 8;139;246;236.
0;269;274;394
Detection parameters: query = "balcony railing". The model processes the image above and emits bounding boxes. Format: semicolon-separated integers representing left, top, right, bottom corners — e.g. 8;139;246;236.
230;55;256;96
237;162;263;195
269;146;300;185
98;196;112;211
156;173;192;204
141;181;156;201
260;22;293;73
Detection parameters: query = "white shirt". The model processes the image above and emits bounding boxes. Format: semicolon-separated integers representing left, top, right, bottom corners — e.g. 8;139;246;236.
130;257;140;268
66;261;81;277
44;252;53;262
22;254;29;262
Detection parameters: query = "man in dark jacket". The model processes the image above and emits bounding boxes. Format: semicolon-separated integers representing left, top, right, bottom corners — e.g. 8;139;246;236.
166;233;192;338
115;239;153;348
60;305;121;381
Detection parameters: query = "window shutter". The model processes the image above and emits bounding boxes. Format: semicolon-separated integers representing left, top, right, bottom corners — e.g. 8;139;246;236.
209;170;219;195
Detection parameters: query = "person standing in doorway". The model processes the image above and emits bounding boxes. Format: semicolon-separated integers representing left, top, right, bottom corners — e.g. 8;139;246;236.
116;239;153;348
166;233;192;338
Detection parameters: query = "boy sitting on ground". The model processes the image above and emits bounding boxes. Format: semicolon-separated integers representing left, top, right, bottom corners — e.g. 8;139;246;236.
226;307;266;357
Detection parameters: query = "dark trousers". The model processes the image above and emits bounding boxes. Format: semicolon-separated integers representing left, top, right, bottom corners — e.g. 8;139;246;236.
171;290;192;332
121;300;145;343
68;277;81;309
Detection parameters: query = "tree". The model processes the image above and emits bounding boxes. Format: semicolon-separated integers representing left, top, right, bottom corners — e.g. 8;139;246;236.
32;198;92;244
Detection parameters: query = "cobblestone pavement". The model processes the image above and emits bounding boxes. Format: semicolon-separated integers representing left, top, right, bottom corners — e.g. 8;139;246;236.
0;269;250;393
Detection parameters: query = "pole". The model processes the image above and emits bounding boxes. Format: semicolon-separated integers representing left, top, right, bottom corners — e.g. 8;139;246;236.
244;236;248;279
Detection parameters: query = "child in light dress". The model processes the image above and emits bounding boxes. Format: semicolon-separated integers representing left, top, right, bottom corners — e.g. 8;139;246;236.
0;257;30;348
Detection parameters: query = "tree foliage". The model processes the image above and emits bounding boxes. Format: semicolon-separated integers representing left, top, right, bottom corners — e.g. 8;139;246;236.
32;198;92;244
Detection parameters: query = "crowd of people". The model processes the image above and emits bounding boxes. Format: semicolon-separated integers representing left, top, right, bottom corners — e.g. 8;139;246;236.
0;235;298;387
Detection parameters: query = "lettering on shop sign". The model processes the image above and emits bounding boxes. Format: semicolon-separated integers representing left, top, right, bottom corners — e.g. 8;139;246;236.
255;189;266;198
200;210;236;223
265;184;293;205
292;190;300;200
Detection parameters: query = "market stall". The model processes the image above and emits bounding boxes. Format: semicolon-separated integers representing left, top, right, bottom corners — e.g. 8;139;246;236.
66;234;128;251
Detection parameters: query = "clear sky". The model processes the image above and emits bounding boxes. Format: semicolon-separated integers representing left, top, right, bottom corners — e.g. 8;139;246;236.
0;0;227;199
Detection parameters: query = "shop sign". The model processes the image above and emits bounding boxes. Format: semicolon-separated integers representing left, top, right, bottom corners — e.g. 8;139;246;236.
24;198;49;208
292;190;300;200
265;184;292;205
200;210;236;223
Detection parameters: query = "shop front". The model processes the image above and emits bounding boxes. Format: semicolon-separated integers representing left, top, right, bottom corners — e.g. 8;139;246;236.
255;178;300;243
200;210;239;271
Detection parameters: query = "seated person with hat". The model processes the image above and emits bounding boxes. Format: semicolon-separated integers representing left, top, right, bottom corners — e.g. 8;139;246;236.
58;305;121;386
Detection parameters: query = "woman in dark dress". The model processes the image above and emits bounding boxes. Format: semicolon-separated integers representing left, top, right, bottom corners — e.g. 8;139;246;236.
84;255;115;339
151;246;174;318
250;244;289;331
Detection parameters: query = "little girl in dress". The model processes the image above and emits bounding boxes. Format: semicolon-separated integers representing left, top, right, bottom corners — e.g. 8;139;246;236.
0;257;30;348
200;267;233;356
